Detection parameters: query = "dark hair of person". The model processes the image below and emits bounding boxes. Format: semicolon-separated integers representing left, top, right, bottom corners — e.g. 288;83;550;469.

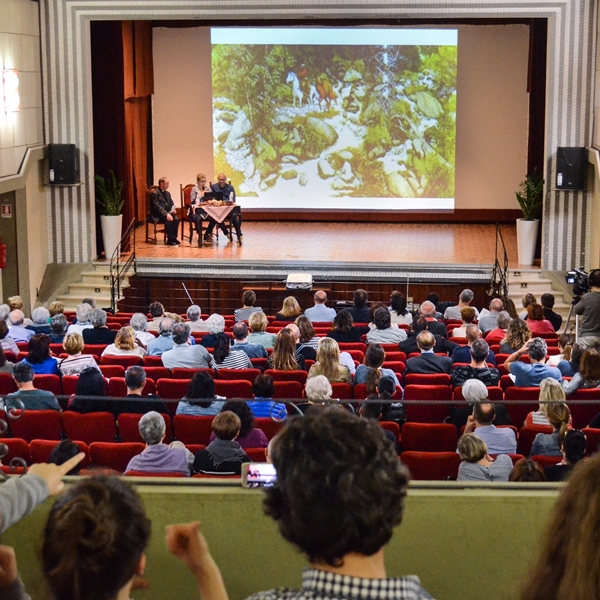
0;320;8;341
42;476;151;600
411;315;428;333
148;302;164;318
212;332;231;364
13;360;34;383
252;373;275;398
540;293;555;309
75;367;107;398
263;406;408;567
426;292;439;306
579;349;600;383
558;333;573;361
184;371;217;408
570;342;584;367
295;316;315;344
362;400;384;420
50;314;69;335
353;289;368;308
364;344;385;395
377;375;396;399
222;400;254;438
242;290;256;306
508;458;546;482
331;309;354;333
501;296;519;319
562;430;587;465
48;440;82;475
390;291;408;316
373;307;391;330
0;345;6;368
27;333;51;364
369;302;388;323
124;366;146;390
588;268;600;288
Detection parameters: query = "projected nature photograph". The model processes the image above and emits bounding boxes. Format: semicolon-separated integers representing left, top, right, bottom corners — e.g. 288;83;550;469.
212;29;457;209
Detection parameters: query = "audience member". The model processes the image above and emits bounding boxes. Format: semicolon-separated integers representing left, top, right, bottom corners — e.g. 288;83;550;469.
524;377;567;427
248;311;277;348
130;312;155;347
348;288;371;323
47;439;83;475
526;302;556;335
389;291;413;325
234;290;263;322
268;328;305;371
307;338;352;384
176;371;225;416
399;316;458;355
477;298;504;333
146;301;165;332
0;303;9;324
354;343;400;394
327;309;370;343
0;346;14;374
508;458;547;482
519;292;537;320
294;316;320;355
501;296;519;319
194;411;251;474
546;333;573;368
452;324;496;365
366;307;407;344
126;411;191;476
562;348;600;396
304;290;336;322
7;310;34;343
556;339;582;377
82;309;117;344
211;332;252;370
48;301;64;318
464;402;517;454
248;374;287;420
573;268;600;350
200;313;226;348
185;304;209;332
484;311;511;345
425;292;445;318
275;296;302;322
0;320;18;355
102;326;146;358
161;322;211;369
231;322;268;359
214;401;269;447
26;307;51;334
110;366;169;417
404;330;453;376
66;303;93;335
23;333;60;375
457;433;513;482
146;318;174;356
540;293;563;332
499;318;531;354
359;399;398;446
530;402;570;457
4;361;61;411
451;339;500;387
67;366;111;413
418;300;448;337
304;375;333;402
543;429;587;482
81;297;97;310
505;337;562;386
450;306;478;338
444;288;479;320
49;314;69;343
59;332;99;376
7;296;33;327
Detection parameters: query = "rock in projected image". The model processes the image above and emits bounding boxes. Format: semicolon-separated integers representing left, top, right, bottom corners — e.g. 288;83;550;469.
211;39;456;205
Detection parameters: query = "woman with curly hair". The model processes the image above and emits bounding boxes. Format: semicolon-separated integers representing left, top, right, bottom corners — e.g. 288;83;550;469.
268;328;305;371
307;337;352;384
499;318;531;354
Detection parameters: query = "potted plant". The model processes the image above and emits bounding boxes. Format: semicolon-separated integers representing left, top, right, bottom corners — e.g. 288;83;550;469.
95;170;124;260
515;171;544;266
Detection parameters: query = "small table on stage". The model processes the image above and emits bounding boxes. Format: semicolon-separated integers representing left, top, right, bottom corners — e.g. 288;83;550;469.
197;202;236;246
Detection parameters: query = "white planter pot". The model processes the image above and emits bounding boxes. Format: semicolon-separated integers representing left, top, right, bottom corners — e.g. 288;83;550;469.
516;218;539;266
100;214;123;260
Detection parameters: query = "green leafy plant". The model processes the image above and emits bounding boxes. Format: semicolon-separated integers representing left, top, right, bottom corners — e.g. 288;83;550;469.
515;172;544;220
94;170;124;216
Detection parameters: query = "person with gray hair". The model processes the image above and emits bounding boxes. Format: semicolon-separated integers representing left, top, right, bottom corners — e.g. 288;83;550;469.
451;339;500;387
0;303;10;323
7;310;34;343
129;312;155;347
125;411;191;476
304;375;333;401
146;317;175;356
185;304;209;332
443;288;479;321
200;313;227;348
418;300;449;338
477;298;504;333
505;337;562;386
82;308;117;345
67;303;94;335
26;307;51;334
457;433;513;482
484;310;512;346
49;314;69;343
161;322;211;369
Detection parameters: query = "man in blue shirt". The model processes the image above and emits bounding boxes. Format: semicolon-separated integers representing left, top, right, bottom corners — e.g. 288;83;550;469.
205;173;242;243
505;337;562;387
464;402;517;454
247;374;287;420
231;322;268;359
304;290;336;322
147;318;175;356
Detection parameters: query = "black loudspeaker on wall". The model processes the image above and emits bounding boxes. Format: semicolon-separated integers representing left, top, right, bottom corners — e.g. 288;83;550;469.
556;147;587;190
48;143;79;185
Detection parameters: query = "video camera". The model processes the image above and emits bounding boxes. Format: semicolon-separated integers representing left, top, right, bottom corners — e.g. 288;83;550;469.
566;267;589;299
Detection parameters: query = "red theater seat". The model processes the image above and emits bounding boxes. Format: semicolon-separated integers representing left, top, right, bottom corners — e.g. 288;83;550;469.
62;411;117;444
10;410;63;442
453;386;504;401
33;374;62;396
99;365;126;378
272;381;303;400
254;418;285;440
582;427;600;456
245;447;267;462
352;383;402;400
401;422;458;452
504;387;540;426
29;439;89;466
265;369;307;385
124;470;187;477
143;355;164;366
173;415;214;445
0;438;31;464
143;366;171;380
217;368;261;383
400;451;461;480
403;385;452;423
530;454;562;468
380;421;400;442
214;379;253;399
403;373;452;386
517;425;553;456
89;442;145;473
100;355;143;368
83;344;109;358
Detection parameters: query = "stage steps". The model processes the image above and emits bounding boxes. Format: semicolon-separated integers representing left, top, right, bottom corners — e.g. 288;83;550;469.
54;263;130;312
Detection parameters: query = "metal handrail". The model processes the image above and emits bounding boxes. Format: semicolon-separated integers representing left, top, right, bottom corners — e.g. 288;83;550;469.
110;218;137;313
488;223;509;299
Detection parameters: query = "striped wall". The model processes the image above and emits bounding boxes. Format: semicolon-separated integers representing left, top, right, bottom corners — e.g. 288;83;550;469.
39;0;597;270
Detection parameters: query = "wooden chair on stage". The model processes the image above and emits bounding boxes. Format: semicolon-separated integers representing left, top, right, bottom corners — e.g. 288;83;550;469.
180;183;195;243
145;185;167;245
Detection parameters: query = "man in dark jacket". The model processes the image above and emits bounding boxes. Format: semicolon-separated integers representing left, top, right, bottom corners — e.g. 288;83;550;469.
148;177;180;245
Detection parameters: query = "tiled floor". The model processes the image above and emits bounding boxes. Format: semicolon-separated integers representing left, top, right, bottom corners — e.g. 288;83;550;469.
134;221;519;266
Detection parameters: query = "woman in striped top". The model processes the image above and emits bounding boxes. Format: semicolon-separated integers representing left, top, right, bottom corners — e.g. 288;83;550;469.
59;332;99;376
210;332;252;370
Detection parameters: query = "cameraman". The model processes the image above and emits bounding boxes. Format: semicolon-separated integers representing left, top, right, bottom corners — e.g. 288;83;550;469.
575;268;600;349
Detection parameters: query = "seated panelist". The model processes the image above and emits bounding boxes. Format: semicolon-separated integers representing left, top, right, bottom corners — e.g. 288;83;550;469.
205;172;243;244
188;172;212;245
147;176;180;246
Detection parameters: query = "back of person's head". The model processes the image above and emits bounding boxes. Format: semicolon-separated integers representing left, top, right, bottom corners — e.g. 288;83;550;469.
332;309;353;333
547;402;570;443
13;360;34;384
316;337;341;376
171;322;190;345
48;301;64;317
497;311;511;330
540;293;555;309
158;317;174;336
539;377;566;403
185;371;215;407
364;343;385;369
249;310;268;333
579;349;600;383
426;292;440;306
295;315;315;344
419;300;436;317
115;326;136;350
509;458;547;482
522;293;537;309
252;373;275;398
149;302;164;318
125;366;146;391
589;269;600;288
221;400;254;438
186;305;201;322
8;295;23;311
390;291;407;316
457;433;488;463
138;411;166;445
82;297;97;309
377;375;396;399
470;339;489;363
528;337;548;361
48;440;82;475
361;400;383;420
263;407;409;567
213;332;231;364
527;303;545;321
461;378;488;404
562;430;587;465
89;309;107;328
32;306;50;325
465;324;481;343
304;375;333;400
473;402;495;425
460;306;476;323
280;296;301;318
373;307;391;330
353;289;368;308
50;314;69;335
42;476;151;600
505;318;531;349
459;289;474;304
570;342;584;366
416;330;435;351
232;322;249;340
75;367;107;397
76;303;92;323
212;410;242;441
313;290;327;304
205;313;225;335
63;332;84;356
27;333;51;364
242;290;256;307
130;313;148;332
557;333;573;358
490;298;504;312
411;315;428;333
9;309;24;326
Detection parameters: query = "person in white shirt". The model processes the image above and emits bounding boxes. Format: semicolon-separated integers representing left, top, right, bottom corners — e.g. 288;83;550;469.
304;290;336;322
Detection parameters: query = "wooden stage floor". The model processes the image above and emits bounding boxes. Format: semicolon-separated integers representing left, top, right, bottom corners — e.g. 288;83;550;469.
134;222;519;267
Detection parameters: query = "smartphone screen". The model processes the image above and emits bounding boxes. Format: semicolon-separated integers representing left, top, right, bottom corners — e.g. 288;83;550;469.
242;462;277;488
